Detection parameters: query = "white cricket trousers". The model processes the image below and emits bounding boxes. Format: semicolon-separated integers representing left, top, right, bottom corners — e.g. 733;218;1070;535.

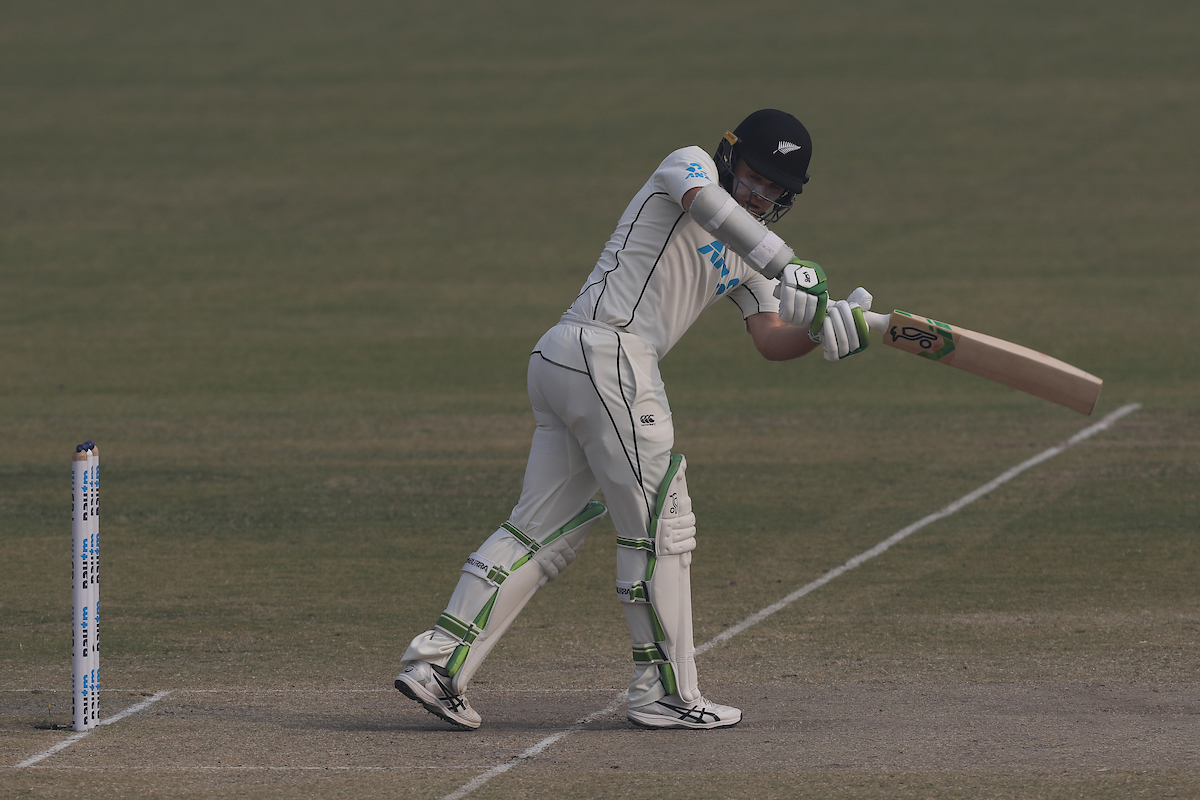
403;321;684;705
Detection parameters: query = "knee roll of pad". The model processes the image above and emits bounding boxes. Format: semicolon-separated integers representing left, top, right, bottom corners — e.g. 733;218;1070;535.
532;528;587;582
654;469;696;560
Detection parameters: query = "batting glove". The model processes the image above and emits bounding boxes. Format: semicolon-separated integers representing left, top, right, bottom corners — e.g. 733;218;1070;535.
821;287;873;362
773;260;828;338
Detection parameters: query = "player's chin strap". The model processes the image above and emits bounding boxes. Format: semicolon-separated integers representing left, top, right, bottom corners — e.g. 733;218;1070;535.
434;500;608;693
687;182;794;280
616;454;700;704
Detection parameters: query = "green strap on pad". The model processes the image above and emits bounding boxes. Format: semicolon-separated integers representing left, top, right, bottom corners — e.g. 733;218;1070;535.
444;501;607;678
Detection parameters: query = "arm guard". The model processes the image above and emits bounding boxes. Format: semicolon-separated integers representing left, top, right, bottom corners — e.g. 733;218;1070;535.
687;183;794;280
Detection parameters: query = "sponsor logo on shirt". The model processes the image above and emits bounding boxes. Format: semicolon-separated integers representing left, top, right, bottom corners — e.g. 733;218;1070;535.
697;240;741;297
685;162;711;181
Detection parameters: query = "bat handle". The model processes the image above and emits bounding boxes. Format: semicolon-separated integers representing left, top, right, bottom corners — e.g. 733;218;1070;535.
863;310;890;336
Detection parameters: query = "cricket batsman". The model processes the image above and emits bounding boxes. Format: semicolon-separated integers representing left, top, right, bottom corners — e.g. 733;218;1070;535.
396;109;873;730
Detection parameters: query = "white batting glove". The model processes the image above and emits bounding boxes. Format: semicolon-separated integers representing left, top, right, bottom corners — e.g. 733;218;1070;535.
821;287;873;362
772;260;828;336
846;286;873;311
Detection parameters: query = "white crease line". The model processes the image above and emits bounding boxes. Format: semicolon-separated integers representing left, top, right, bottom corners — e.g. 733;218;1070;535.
15;691;173;768
441;694;628;800
700;402;1143;653
441;402;1142;800
164;687;618;694
12;765;496;771
5;687;621;695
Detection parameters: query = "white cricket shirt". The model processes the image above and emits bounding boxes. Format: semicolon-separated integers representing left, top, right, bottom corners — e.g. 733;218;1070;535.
565;146;781;359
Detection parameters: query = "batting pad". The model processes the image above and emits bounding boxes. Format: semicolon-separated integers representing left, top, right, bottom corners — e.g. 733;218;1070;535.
616;454;700;704
432;500;607;694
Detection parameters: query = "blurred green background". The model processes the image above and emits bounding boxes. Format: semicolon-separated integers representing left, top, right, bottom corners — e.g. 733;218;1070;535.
2;1;1197;796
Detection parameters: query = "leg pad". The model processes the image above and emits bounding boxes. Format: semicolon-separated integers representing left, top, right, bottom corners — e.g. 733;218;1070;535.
428;500;608;693
616;454;700;704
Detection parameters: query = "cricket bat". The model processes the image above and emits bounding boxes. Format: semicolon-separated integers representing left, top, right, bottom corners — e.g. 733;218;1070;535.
863;309;1103;415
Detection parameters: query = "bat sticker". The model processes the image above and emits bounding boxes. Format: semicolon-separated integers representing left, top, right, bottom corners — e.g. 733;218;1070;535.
889;313;957;361
890;325;941;350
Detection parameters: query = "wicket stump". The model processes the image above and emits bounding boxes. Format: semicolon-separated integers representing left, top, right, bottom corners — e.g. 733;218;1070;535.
72;442;99;731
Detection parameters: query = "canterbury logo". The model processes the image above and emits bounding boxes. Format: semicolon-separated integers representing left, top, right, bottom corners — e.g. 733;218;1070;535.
640;415;655;425
774;140;802;155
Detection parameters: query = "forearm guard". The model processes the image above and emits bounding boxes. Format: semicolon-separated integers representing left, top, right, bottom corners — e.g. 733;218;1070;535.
687;183;794;280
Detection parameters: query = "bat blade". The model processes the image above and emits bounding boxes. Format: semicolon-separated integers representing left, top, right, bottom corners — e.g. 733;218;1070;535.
865;310;1103;415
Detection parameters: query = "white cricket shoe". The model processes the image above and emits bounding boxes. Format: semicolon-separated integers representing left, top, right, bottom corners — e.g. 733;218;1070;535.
394;661;481;730
627;694;742;730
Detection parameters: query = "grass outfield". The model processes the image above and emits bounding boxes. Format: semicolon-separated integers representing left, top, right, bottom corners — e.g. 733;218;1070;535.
2;1;1198;797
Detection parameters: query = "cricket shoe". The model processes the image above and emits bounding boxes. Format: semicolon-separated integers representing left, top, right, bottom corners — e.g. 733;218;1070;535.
394;661;481;730
627;694;742;730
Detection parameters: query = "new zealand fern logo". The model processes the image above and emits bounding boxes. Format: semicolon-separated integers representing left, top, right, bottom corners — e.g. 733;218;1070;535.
774;141;802;155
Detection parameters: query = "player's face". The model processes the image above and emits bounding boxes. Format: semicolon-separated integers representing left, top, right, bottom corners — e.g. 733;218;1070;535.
730;159;787;219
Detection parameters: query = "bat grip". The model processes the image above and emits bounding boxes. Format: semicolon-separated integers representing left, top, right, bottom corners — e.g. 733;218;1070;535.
864;310;890;336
